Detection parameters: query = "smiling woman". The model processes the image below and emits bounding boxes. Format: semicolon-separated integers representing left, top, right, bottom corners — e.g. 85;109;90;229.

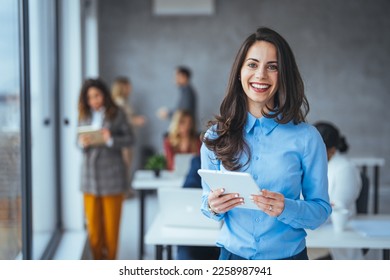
200;27;331;260
240;40;279;117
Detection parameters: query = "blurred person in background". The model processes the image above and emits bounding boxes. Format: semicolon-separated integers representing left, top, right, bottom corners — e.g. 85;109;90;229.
163;110;201;171
157;66;197;124
78;78;134;259
112;76;146;197
314;121;364;260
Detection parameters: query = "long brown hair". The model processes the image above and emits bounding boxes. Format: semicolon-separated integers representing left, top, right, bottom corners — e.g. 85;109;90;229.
203;27;309;171
111;76;131;101
78;78;119;121
168;110;198;152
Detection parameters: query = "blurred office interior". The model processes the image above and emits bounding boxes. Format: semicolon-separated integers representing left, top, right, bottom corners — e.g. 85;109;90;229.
0;0;389;260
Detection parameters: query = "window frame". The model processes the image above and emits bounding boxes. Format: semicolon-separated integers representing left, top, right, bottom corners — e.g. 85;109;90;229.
18;0;63;260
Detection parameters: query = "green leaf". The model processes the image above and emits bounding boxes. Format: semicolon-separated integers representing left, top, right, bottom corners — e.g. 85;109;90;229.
145;154;167;170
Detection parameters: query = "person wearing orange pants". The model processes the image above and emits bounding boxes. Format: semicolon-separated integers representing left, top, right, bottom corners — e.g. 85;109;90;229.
84;194;124;260
77;78;134;260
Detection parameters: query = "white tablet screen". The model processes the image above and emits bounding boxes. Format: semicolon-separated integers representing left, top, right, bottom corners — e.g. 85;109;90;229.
198;169;261;210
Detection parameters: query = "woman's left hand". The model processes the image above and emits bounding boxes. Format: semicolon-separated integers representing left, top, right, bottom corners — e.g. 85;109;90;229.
251;189;285;217
101;128;112;143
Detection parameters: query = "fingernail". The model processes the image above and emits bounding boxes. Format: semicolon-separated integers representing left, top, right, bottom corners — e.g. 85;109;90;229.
234;194;239;198
220;188;225;193
258;191;263;196
250;195;254;200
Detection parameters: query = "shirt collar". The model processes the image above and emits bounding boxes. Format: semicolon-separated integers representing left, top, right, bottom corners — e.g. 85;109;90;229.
244;112;279;135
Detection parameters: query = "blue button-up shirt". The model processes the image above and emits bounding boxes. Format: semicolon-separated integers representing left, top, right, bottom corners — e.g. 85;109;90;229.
200;112;331;260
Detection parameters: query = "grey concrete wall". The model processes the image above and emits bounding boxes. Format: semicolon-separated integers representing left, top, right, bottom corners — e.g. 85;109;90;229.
98;0;390;185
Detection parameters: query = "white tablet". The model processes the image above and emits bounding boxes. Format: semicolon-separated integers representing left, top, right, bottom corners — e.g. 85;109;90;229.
197;169;260;210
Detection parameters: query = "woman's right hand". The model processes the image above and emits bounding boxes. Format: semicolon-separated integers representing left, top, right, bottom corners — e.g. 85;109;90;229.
208;188;243;214
156;107;169;120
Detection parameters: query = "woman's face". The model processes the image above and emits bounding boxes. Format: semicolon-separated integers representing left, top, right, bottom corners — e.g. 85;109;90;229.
240;40;279;116
178;115;192;135
87;87;104;111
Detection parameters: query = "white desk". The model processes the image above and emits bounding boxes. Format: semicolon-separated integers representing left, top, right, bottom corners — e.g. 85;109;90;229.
145;214;390;260
350;157;386;214
145;214;220;260
132;170;185;190
306;215;390;259
132;170;185;259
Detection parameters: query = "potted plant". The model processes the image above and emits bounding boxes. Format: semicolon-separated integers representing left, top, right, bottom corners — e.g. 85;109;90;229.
145;154;166;177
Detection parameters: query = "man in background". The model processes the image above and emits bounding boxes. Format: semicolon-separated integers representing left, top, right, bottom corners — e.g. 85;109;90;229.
157;66;197;124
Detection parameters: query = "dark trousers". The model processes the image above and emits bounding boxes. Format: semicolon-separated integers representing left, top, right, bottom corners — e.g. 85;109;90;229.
177;245;220;260
219;247;309;260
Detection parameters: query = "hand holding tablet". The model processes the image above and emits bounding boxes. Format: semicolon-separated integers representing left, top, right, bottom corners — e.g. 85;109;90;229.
77;126;106;146
198;169;261;210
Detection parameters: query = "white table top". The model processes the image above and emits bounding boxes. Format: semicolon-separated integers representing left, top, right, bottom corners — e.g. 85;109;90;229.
132;170;185;190
145;214;390;250
145;214;220;246
306;215;390;249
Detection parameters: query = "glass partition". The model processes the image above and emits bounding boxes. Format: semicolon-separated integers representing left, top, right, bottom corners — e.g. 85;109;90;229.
29;0;58;260
0;0;61;260
0;0;22;260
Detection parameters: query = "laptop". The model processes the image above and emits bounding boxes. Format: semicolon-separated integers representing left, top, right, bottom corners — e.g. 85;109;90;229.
158;187;222;229
173;153;195;176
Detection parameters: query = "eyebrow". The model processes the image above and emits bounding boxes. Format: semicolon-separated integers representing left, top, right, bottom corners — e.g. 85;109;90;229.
246;58;278;64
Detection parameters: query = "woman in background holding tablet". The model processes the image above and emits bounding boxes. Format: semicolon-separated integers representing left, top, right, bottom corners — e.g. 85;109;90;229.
201;27;331;260
78;78;134;259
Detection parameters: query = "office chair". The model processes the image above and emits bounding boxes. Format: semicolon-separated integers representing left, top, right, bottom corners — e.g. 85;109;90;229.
356;172;369;214
356;171;370;256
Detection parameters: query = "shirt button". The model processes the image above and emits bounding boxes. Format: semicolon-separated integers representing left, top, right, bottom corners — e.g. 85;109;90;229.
253;175;258;180
255;156;259;160
255;237;260;242
255;217;260;222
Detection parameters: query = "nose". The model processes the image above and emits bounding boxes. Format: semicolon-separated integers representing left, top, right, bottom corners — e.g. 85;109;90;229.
255;66;267;79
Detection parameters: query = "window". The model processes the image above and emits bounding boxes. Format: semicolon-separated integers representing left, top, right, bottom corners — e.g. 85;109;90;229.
0;0;22;260
29;0;60;259
1;0;97;260
0;0;61;260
